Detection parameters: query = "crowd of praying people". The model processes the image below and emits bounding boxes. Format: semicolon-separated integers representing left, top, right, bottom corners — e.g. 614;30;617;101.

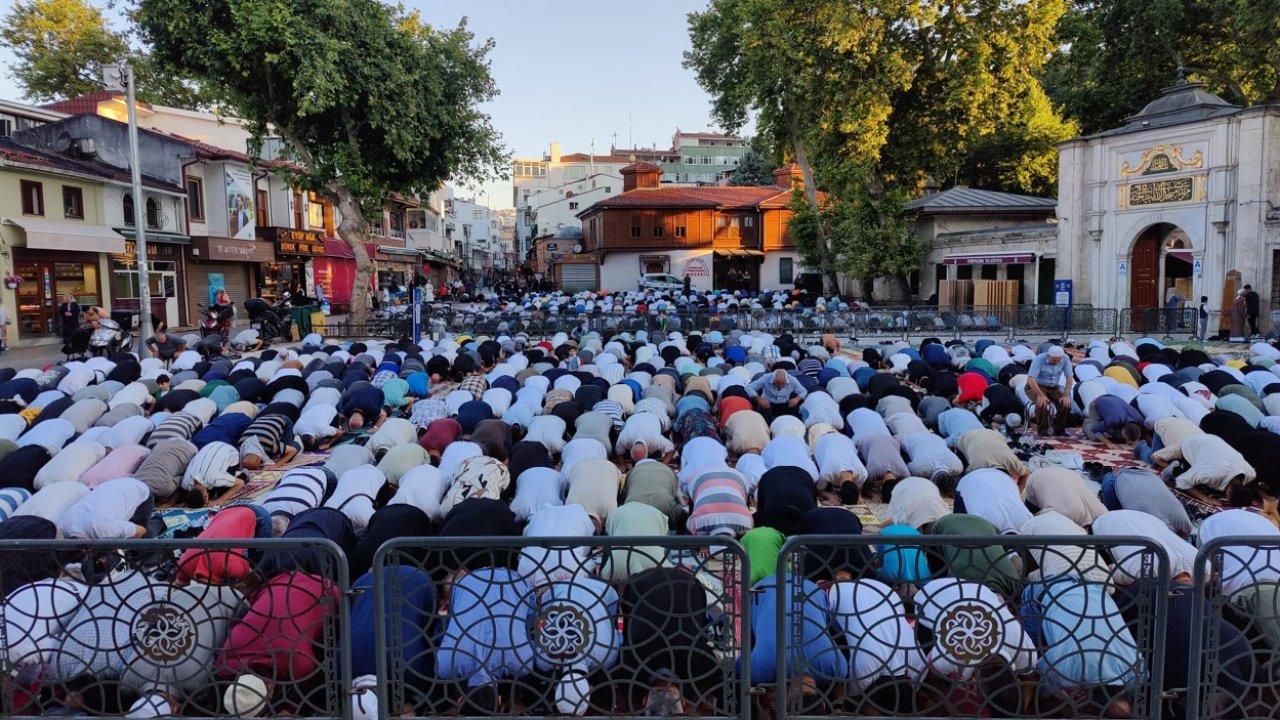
0;325;1279;719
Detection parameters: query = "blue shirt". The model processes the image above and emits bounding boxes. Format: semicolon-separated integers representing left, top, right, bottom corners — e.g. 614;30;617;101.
1021;578;1141;689
743;576;847;683
436;568;535;686
339;386;385;420
1028;353;1071;388
191;413;253;448
746;373;809;404
349;566;437;678
1089;395;1144;434
938;408;983;445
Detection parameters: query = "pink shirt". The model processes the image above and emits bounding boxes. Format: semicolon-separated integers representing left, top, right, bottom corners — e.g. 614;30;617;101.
218;572;338;678
79;444;150;488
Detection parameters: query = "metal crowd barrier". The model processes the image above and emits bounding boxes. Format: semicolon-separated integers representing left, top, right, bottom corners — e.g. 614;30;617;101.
1188;537;1280;720
776;535;1168;720
0;537;351;718
370;536;750;719
1120;307;1200;340
11;534;1280;719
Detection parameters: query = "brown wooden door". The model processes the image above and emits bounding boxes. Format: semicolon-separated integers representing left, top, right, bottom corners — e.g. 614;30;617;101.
1130;228;1160;309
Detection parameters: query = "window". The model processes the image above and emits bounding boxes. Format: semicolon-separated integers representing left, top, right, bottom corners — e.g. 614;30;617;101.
569;202;579;210
186;178;204;221
307;192;326;231
20;180;43;216
605;186;611;193
980;264;998;280
123;193;135;225
145;197;161;229
653;222;664;238
675;216;687;238
956;265;973;280
701;157;712;165
62;186;83;220
256;189;268;227
742;216;755;227
294;192;305;229
779;257;794;285
389;210;405;238
630;215;641;238
0;118;12;137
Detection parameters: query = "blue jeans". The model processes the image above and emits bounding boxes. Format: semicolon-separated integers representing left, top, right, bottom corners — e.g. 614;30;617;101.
1100;472;1122;511
1134;435;1164;465
230;502;274;538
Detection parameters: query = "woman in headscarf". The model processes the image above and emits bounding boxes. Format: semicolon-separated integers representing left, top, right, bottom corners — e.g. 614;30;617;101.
797;507;871;580
1229;289;1248;341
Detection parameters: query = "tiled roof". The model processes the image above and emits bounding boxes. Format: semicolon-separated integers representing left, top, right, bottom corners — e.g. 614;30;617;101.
0;137;184;193
620;161;664;174
40;91;142;116
904;187;1056;214
584;185;791;211
164;132;250;162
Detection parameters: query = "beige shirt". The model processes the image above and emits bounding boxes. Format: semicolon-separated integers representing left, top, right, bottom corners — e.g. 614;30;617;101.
955;428;1028;477
1023;467;1107;528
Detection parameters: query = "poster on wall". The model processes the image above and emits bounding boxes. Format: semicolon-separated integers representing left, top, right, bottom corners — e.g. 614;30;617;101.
208;272;225;305
682;257;710;277
225;166;255;239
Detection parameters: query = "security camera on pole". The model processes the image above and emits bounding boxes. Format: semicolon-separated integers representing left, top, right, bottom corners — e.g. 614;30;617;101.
105;63;154;353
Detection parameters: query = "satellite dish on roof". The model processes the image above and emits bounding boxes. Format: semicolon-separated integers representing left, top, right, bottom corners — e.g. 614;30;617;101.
573;243;583;253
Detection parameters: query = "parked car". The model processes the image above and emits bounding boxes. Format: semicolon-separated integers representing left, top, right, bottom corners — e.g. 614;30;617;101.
640;273;686;292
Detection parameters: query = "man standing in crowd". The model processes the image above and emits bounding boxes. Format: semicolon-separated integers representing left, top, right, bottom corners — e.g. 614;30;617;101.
1244;283;1261;337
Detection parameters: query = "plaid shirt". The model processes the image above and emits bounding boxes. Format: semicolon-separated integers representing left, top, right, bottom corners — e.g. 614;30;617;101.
459;374;489;401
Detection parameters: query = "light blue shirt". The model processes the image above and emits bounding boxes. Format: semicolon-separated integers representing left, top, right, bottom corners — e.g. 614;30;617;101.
1022;578;1142;689
1028;353;1071;388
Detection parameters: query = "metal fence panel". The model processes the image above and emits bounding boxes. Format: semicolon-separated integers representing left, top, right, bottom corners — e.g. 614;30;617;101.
371;536;749;720
0;537;351;719
1121;307;1199;339
1188;537;1280;720
775;535;1168;720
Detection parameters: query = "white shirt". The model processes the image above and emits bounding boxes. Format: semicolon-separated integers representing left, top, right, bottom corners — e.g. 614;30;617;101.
33;440;107;490
0;414;28;442
615;412;673;456
678;436;729;494
525;416;568;455
3;578;87;666
438;441;483;484
956;468;1032;533
108;382;151;410
813;433;868;485
389;465;448;522
1199;509;1280;594
914;578;1038;678
900;432;964;477
99;414;153;449
847;408;891;440
15;481;91;523
1092;509;1197;584
761;435;819;480
885;412;929;438
17;419;76;453
801;393;843;429
1136;394;1183;428
366;418;417;457
295;404;339;441
518;503;597;588
560;437;608;478
1174;434;1255;491
58;477;150;539
828;580;926;692
510;467;566;522
324;464;387;531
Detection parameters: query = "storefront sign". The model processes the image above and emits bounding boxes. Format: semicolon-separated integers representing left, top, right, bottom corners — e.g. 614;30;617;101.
112;241;178;261
191;236;276;263
682;257;710;277
259;227;327;256
225;166;256;240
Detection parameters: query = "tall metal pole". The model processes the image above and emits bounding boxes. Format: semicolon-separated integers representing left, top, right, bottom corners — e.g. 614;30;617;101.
124;63;153;353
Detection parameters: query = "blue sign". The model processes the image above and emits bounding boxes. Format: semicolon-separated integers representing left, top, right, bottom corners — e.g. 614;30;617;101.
1053;279;1073;307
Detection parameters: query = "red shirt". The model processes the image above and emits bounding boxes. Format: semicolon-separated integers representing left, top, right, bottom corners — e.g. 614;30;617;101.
219;572;338;679
178;506;258;585
956;371;990;404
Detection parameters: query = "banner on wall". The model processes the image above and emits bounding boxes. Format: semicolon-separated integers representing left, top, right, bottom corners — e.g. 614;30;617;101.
682;257;710;277
224;166;256;240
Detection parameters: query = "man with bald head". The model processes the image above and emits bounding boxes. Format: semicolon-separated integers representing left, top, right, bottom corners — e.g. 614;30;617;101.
746;368;807;420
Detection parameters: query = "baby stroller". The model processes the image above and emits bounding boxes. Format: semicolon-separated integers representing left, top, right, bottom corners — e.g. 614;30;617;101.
63;325;94;361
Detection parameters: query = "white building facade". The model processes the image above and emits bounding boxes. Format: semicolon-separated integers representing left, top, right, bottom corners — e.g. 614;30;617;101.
1056;81;1280;328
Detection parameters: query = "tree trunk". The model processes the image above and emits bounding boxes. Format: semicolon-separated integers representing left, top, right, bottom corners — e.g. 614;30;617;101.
330;185;375;325
785;110;840;295
872;275;911;303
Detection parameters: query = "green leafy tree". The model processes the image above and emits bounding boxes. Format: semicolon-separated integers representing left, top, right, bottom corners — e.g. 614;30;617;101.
687;0;1072;300
0;0;209;107
1045;0;1280;135
727;148;775;186
136;0;507;322
1;0;129;102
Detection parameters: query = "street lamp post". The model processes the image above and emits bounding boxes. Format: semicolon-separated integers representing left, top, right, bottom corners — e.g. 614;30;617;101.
122;64;153;352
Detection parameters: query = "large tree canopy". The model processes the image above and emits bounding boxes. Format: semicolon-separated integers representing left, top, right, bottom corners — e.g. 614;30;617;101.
727;148;775;186
136;0;507;322
686;0;1074;300
1;0;207;106
1045;0;1280;135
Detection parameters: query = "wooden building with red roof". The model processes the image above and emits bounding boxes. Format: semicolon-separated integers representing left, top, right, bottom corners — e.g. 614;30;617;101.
572;162;807;292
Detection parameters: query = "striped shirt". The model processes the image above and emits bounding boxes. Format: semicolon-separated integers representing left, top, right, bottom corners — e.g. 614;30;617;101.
263;466;336;521
182;441;241;490
147;411;203;448
686;469;753;537
0;487;30;522
239;413;295;460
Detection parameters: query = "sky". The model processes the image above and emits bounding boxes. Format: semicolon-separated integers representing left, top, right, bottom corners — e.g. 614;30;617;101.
0;0;738;209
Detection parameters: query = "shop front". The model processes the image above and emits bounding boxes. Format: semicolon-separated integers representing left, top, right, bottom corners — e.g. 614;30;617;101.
185;236;275;321
377;246;420;293
6;218;123;339
258;226;327;302
108;237;188;329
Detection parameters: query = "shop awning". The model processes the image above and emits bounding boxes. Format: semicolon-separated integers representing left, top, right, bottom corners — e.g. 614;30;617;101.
1168;250;1194;263
322;239;380;259
8;218;125;254
714;249;764;258
943;251;1036;265
113;228;191;245
379;246;421;258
